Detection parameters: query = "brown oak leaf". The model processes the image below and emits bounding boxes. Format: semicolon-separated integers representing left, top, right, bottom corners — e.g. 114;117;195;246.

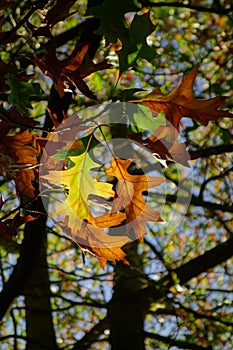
0;106;38;128
128;129;190;167
131;65;232;130
0;130;39;197
0;213;35;241
34;42;112;99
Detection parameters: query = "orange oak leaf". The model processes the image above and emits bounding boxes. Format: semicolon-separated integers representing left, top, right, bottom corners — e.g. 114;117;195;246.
106;158;166;242
36;114;88;173
131;65;232;130
57;214;129;269
77;219;129;269
0;129;39;197
34;42;111;99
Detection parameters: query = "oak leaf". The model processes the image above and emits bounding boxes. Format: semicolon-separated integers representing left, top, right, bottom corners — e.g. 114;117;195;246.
50;210;127;268
106;158;166;242
0;213;35;241
58;214;129;269
0;129;39;197
128;128;190;166
0;106;38;128
45;0;77;26
34;43;111;99
131;65;232;130
42;148;131;267
6;73;42;114
42;152;115;226
0;59;16;91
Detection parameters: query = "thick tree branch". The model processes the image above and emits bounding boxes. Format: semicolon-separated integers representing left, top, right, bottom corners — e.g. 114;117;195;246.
71;316;109;350
165;193;233;213
175;236;233;284
189;144;233;159
139;1;233;15
144;331;212;350
145;235;233;302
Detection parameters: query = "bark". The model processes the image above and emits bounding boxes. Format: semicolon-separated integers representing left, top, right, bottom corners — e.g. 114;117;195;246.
108;245;149;350
0;200;58;349
189;143;233;159
0;203;45;320
23;201;58;350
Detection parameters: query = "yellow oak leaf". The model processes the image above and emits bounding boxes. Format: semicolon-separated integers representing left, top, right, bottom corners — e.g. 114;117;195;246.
42;152;115;227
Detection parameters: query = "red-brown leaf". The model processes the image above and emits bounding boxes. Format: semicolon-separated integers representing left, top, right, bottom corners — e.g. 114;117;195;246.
132;65;232;130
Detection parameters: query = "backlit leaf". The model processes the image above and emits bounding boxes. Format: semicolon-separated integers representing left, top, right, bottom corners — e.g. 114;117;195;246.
106;158;166;242
42;152;114;225
34;43;111;99
131;65;233;130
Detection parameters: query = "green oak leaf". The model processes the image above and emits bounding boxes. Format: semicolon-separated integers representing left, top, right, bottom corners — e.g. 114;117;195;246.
86;0;141;45
118;12;157;75
131;108;166;133
6;73;42;114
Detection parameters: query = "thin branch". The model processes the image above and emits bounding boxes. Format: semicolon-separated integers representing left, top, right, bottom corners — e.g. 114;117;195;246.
0;1;49;45
139;1;233;15
173;300;233;328
198;166;233;200
0;334;55;349
68;236;233;348
49;293;105;309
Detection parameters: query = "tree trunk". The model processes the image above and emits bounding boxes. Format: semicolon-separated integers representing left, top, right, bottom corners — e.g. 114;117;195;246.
108;245;149;350
23;200;58;350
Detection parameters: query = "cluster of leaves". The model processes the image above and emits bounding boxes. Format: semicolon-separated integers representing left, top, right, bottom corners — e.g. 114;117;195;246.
0;1;232;268
0;1;233;349
39;65;231;268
